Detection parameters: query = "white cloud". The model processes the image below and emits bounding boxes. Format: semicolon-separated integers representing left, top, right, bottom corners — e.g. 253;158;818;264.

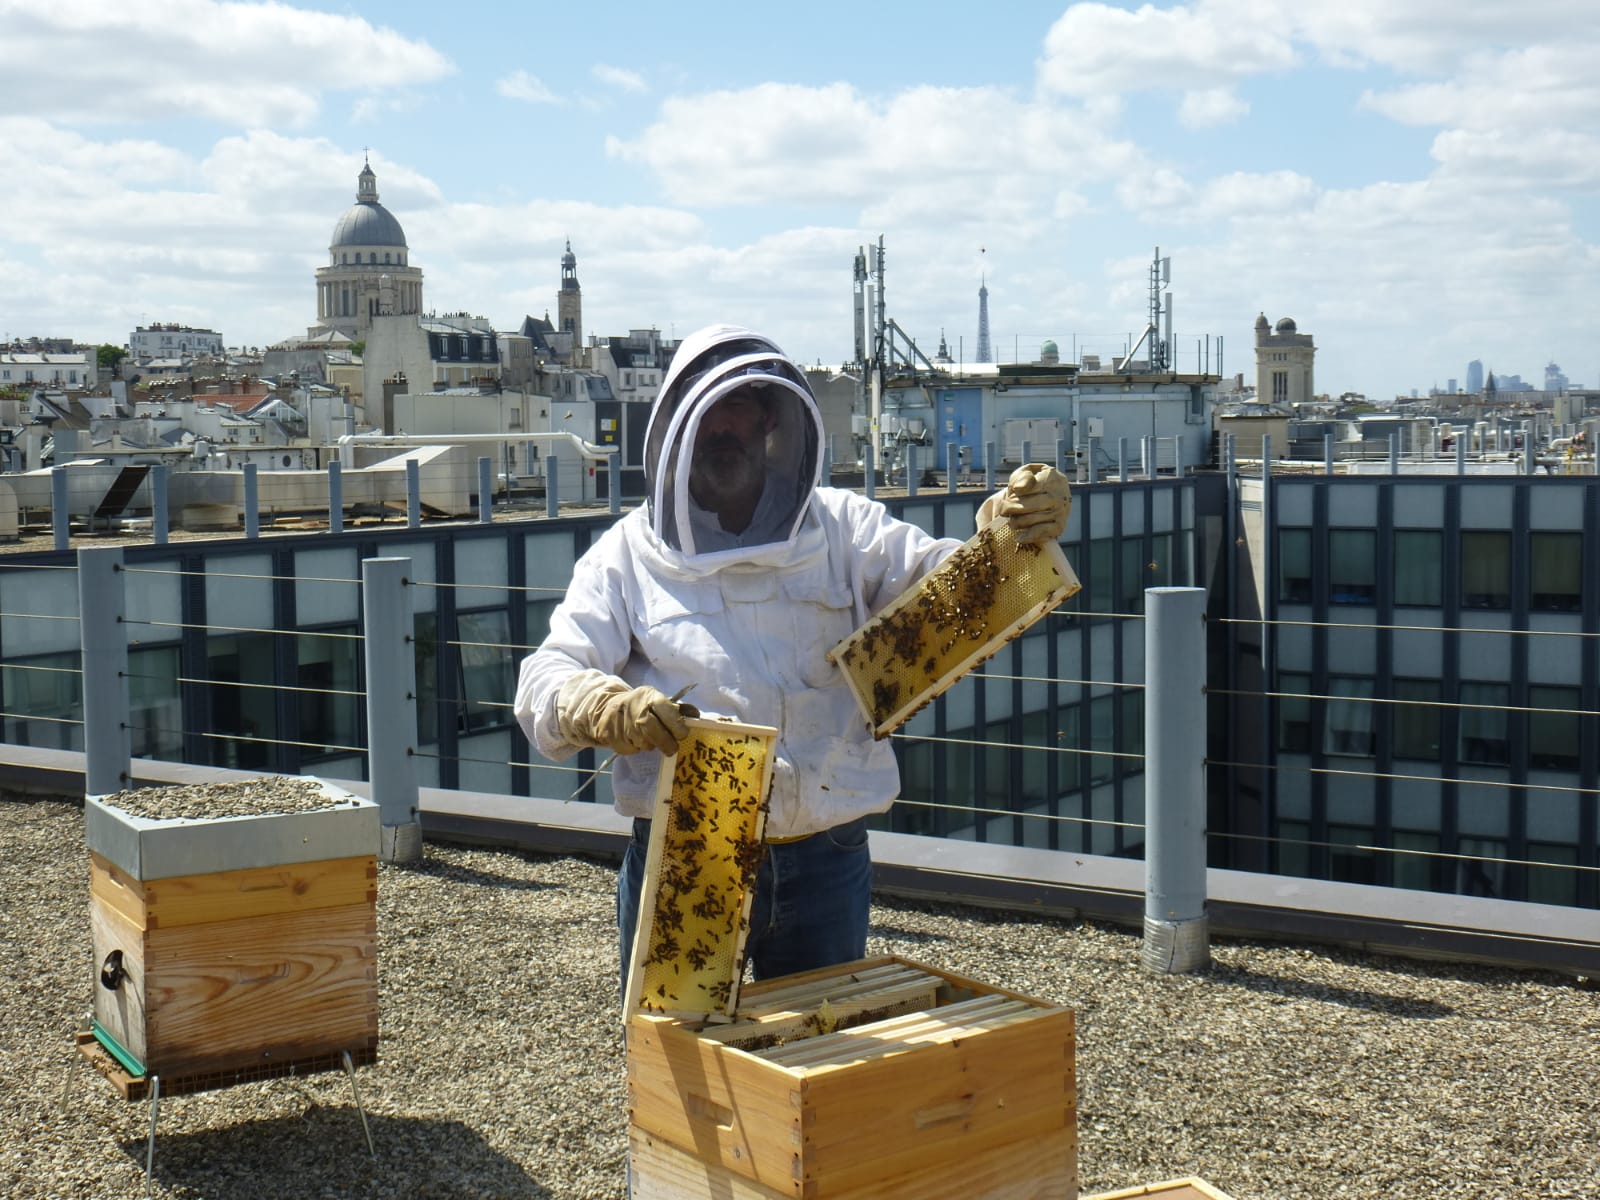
497;70;563;106
0;0;452;126
1178;87;1248;129
593;64;648;94
1289;1;1599;73
607;81;1142;212
1197;170;1318;220
1429;129;1600;191
1038;1;1297;96
1116;167;1193;216
1361;44;1600;133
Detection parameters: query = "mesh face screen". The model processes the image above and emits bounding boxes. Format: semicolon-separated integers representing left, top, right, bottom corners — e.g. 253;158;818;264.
627;719;776;1022
828;520;1081;738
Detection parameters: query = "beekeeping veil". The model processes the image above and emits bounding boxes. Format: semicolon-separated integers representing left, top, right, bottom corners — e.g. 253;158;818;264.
643;324;824;560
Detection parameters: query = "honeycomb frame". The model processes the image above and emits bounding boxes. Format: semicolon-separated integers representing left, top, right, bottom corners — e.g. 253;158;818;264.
624;717;778;1024
827;519;1081;739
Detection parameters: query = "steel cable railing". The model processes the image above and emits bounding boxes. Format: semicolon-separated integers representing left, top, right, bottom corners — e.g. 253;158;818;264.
4;553;1594;906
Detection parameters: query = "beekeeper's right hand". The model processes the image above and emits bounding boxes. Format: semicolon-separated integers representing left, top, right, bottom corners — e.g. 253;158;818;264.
557;674;695;755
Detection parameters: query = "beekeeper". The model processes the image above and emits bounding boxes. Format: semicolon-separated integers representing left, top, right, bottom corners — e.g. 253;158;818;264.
514;324;1070;985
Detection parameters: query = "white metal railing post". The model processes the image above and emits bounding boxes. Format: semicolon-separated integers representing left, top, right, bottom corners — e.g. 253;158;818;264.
243;462;259;538
608;453;621;515
406;459;421;528
151;464;169;545
906;445;919;497
984;441;996;491
362;556;421;862
1118;437;1129;482
946;442;958;495
1086;436;1100;484
478;456;493;524
328;460;344;534
1142;585;1209;973
864;445;876;501
1324;433;1334;475
52;467;69;550
78;546;131;797
545;454;559;518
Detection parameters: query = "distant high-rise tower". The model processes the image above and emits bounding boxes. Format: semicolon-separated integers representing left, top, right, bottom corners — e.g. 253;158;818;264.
975;277;992;363
558;239;583;352
1466;359;1484;394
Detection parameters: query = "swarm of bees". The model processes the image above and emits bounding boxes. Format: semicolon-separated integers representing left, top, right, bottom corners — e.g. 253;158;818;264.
631;721;776;1021
830;519;1082;738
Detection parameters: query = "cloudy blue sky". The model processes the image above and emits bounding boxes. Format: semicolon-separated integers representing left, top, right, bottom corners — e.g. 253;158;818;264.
3;0;1598;399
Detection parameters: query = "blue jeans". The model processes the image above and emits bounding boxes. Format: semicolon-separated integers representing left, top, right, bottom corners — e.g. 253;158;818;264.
617;816;872;996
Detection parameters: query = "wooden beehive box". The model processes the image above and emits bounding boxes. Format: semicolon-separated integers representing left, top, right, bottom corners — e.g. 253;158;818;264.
83;777;380;1088
827;519;1080;739
627;955;1076;1199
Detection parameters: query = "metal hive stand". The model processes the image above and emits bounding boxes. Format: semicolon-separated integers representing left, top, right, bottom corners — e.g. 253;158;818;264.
65;1029;377;1194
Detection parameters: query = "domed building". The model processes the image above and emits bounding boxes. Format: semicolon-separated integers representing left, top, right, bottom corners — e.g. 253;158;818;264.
311;158;424;341
1039;339;1060;366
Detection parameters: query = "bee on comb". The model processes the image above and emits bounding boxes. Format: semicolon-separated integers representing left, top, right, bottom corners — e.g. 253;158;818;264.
624;718;778;1023
828;520;1081;738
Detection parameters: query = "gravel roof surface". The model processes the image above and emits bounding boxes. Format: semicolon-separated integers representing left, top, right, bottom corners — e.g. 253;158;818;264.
6;795;1598;1199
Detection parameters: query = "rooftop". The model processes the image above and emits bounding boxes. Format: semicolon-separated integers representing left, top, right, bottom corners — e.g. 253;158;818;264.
7;794;1596;1199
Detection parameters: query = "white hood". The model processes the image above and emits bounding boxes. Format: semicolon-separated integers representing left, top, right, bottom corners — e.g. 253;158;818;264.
643;324;824;562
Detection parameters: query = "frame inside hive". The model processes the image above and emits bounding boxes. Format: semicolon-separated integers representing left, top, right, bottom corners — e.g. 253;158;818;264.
625;717;778;1024
827;519;1081;739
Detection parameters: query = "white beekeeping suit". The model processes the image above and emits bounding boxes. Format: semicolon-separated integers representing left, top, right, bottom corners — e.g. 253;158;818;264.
514;324;962;839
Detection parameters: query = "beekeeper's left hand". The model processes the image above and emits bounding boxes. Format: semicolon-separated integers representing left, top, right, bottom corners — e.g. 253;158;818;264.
976;463;1072;544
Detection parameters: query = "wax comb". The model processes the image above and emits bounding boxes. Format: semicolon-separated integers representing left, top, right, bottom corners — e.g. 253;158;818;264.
828;520;1081;739
625;717;778;1023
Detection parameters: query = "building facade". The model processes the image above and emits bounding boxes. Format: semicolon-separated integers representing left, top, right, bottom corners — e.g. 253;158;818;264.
1255;313;1315;408
129;325;224;359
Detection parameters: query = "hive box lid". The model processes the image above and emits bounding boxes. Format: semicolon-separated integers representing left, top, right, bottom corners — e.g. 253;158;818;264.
86;777;379;881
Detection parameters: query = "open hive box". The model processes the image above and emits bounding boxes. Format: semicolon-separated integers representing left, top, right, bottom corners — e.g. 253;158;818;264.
623;724;1075;1198
628;955;1077;1199
81;776;380;1096
827;518;1080;739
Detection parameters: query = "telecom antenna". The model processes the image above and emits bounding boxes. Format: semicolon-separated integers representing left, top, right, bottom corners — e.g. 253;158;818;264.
1117;246;1173;372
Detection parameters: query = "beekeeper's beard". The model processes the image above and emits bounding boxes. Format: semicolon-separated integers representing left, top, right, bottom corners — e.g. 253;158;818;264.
688;432;768;530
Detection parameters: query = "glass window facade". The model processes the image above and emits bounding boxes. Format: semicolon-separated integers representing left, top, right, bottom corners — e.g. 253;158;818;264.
1328;531;1376;605
1461;531;1511;609
1392;530;1442;607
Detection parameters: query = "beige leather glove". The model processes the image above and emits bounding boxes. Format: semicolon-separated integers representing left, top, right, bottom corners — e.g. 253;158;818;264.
975;463;1072;544
558;676;698;755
